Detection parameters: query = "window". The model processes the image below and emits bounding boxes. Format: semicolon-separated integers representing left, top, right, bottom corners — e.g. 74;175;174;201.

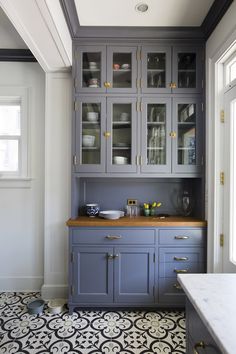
224;51;236;88
0;87;28;178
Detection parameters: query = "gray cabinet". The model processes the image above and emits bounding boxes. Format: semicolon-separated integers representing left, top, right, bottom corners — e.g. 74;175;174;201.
75;45;138;94
75;96;138;173
172;46;203;94
140;96;203;174
68;226;205;312
141;46;172;94
69;228;156;312
158;228;205;305
186;299;222;354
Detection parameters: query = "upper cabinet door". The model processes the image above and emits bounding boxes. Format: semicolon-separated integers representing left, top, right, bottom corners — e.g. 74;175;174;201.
75;96;106;173
140;97;172;174
75;45;106;93
172;97;202;174
172;47;203;94
106;46;138;94
106;97;138;173
141;46;172;94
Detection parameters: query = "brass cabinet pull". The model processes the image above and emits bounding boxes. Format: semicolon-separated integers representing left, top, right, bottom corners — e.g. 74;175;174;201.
174;269;188;273
174;256;189;261
105;235;122;240
169;131;177;138
194;341;205;354
104;82;112;88
107;254;114;259
173;283;182;290
175;236;189;240
104;132;111;138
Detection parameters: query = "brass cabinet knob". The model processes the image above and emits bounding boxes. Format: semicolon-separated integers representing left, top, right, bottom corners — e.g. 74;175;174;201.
104;82;112;88
169;82;177;89
175;236;189;240
174;256;189;261
169;131;177;138
107;254;113;259
105;235;122;240
113;254;119;258
174;269;188;273
104;132;111;138
194;341;205;354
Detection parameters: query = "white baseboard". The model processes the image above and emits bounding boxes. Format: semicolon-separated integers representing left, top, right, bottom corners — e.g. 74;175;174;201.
0;276;43;292
41;284;68;300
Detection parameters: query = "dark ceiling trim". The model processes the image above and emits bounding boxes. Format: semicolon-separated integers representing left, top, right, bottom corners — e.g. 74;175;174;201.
60;0;80;38
0;49;36;62
201;0;233;39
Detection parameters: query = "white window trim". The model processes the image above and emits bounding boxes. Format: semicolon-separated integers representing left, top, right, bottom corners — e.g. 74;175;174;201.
207;31;236;272
0;86;32;187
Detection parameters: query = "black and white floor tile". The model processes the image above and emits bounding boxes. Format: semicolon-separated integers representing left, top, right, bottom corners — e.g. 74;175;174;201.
0;292;186;354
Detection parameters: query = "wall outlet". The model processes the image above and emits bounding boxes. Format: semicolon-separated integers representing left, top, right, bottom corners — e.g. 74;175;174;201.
127;199;138;206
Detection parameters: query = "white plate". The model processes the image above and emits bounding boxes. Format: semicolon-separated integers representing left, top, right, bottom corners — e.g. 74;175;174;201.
99;210;125;220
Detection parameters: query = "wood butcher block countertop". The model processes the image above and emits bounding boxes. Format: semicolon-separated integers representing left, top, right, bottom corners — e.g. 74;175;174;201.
67;216;207;227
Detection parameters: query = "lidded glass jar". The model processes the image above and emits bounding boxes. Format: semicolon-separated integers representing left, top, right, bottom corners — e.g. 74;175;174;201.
177;190;194;216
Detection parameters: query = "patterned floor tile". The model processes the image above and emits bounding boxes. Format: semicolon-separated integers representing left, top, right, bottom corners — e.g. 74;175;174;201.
0;293;186;354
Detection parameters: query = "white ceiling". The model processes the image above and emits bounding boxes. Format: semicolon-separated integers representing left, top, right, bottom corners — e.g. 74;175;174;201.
75;0;214;27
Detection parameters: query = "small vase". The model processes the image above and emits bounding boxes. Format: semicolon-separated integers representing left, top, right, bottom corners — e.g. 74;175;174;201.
150;208;155;216
144;209;150;217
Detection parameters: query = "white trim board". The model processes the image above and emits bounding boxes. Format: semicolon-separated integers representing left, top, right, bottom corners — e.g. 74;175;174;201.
206;24;236;272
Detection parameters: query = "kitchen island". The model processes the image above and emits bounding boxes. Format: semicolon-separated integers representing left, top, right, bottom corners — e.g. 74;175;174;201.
178;274;236;354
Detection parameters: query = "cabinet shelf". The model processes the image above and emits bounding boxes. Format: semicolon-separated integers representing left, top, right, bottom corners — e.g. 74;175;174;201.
147;147;164;150
113;146;131;150
113;69;131;73
147;122;165;125
147;69;165;72
83;69;100;72
178;147;195;150
82;147;100;150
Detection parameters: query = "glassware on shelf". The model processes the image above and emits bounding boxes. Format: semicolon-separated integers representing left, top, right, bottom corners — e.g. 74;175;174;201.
177;190;194;216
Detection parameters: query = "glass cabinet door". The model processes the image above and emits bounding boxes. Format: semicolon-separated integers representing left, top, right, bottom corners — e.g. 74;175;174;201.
75;46;106;93
142;46;171;93
107;98;137;173
107;47;137;93
172;47;202;93
75;97;106;172
141;98;171;173
172;97;202;174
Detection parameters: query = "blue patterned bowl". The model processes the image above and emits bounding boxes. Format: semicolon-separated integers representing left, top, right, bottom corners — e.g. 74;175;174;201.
86;204;99;217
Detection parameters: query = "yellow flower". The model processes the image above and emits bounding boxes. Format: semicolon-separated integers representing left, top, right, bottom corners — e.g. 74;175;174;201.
157;202;162;207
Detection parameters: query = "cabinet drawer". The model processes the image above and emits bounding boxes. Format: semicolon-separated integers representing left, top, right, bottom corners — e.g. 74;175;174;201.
159;228;205;245
159;277;185;304
72;228;155;245
159;262;205;278
159;247;204;263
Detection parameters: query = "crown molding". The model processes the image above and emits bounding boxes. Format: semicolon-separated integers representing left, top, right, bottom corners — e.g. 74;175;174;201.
0;49;36;62
201;0;233;39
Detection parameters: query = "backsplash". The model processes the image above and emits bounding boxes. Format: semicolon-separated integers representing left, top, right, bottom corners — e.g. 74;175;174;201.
77;177;203;217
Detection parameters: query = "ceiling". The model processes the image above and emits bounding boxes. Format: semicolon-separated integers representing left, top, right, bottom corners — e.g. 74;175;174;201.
74;0;215;27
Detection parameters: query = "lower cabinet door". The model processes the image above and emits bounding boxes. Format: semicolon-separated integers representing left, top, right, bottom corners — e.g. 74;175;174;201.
114;247;155;303
72;246;113;303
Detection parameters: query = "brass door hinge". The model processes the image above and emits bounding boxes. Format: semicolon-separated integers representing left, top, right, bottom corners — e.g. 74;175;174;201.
136;101;142;111
73;155;77;165
220;110;225;123
220;171;225;185
220;233;224;247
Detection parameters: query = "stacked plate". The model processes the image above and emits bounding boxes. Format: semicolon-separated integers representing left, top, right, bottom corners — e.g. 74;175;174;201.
99;210;125;220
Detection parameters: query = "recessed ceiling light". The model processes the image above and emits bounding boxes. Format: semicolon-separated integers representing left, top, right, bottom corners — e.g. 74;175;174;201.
135;3;149;13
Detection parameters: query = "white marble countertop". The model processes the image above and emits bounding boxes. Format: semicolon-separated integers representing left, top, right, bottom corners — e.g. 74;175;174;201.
178;274;236;354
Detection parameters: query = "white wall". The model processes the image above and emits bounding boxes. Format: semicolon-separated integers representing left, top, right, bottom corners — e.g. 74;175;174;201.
0;8;26;48
0;62;45;290
206;0;236;272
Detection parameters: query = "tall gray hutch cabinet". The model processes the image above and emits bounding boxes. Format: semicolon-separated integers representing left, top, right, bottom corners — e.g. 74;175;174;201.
67;33;207;312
